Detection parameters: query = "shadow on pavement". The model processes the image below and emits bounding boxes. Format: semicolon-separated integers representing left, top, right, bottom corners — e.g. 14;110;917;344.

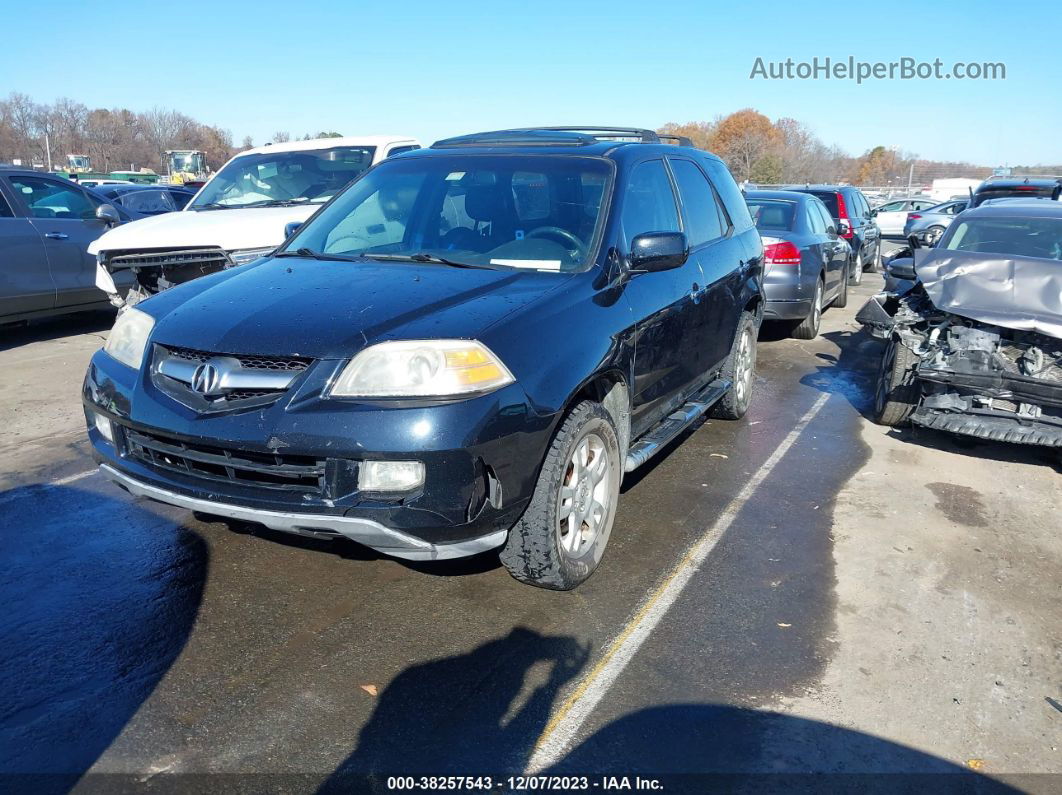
0;310;114;352
0;484;207;792
321;632;1017;794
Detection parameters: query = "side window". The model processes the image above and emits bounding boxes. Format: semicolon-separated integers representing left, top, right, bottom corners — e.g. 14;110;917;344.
879;200;904;212
702;158;753;231
668;159;724;246
387;145;419;158
856;193;871;218
816;203;835;233
806;203;826;234
170;190;194;210
10;177;100;220
0;190;13;218
621;160;680;251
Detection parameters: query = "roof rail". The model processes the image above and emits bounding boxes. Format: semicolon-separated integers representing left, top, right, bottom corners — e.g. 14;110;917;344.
432;126;693;149
984;174;1062;183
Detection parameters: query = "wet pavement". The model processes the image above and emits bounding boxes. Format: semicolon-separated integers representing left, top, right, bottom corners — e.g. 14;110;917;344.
1;258;1059;792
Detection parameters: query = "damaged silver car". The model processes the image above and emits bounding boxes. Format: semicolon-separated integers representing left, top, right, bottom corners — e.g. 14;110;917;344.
858;201;1062;448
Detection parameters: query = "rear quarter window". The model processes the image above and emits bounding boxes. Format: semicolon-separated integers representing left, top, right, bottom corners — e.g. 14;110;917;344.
701;158;752;232
809;191;839;217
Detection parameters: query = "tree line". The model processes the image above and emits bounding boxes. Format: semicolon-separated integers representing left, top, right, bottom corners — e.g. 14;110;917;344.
0;92;236;175
660;110;1057;188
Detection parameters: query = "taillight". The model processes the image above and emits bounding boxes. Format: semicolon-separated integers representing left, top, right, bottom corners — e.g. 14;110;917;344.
908;213;922;220
763;240;801;266
836;193;854;238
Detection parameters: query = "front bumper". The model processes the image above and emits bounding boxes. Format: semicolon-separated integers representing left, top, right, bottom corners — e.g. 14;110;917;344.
99;464;506;560
84;348;553;559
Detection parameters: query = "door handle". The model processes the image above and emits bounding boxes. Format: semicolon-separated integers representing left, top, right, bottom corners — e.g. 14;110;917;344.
44;232;69;240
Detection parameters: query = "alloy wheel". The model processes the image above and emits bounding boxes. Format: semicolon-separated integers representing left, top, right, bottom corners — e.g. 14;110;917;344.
557;433;612;558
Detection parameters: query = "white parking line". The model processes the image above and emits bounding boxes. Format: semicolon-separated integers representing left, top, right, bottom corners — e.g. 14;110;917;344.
526;391;831;772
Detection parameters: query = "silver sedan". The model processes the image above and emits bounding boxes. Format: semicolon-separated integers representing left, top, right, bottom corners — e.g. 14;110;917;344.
902;199;968;245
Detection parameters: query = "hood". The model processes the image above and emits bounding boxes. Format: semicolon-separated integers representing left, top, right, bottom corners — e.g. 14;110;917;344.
144;256;569;359
916;250;1062;338
88;204;320;255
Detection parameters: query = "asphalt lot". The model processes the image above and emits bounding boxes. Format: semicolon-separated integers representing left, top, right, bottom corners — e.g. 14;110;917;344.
1;247;1060;791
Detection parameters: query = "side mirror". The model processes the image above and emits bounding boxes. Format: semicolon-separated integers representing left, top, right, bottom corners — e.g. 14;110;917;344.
284;221;302;239
96;203;121;227
630;232;688;273
837;219;851;236
886;258;916;281
869;208;878;217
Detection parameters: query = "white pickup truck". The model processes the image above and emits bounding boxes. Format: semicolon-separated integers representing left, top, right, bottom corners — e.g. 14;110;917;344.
90;135;420;305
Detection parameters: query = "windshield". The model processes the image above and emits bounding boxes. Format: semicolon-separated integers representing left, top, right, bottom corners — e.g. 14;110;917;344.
943;217;1062;260
746;199;795;231
189;146;376;209
283;154;612;272
169;152;204;173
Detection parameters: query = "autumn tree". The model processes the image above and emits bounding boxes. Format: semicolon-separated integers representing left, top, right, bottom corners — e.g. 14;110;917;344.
657;121;714;150
709;109;782;182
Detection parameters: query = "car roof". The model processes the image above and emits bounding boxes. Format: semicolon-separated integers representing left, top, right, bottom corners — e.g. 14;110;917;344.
976;177;1061;191
959;200;1062;218
399;128;719;163
237;135;419;157
744;189;809;202
783;184;858;193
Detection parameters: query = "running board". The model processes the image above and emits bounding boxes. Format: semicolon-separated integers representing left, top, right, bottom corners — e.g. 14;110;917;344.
624;379;732;472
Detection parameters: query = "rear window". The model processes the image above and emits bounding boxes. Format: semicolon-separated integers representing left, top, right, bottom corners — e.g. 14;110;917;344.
972;185;1060;207
746;199;795;231
943;217;1062;260
807;191;839;217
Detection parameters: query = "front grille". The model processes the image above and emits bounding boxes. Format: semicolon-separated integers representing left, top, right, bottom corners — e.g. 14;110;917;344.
125;428;327;493
109;248;231;270
163;345;311;373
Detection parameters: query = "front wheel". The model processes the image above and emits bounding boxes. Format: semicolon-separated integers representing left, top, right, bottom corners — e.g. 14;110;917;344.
712;311;758;420
924;225;945;246
832;266;849;308
500;401;621;590
873;337;920;426
849;254;863;286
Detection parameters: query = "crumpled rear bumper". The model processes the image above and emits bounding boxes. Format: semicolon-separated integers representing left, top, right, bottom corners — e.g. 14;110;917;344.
911;407;1062;447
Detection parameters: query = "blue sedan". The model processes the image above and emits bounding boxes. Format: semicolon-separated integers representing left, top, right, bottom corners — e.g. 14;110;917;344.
745;190;851;339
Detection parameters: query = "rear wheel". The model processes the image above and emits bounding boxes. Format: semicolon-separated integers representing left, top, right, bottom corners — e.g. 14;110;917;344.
792;278;823;340
500;401;621;590
712;311;758;420
924;225;945;246
873;337;920;426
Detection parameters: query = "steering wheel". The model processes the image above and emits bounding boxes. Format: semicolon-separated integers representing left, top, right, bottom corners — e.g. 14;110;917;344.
525;226;587;259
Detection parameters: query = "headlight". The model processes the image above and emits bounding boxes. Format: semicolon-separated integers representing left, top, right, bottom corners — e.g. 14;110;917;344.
330;340;514;398
103;307;155;369
228;247;274;266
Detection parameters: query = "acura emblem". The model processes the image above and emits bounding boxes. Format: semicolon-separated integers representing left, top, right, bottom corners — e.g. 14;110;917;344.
190;362;223;396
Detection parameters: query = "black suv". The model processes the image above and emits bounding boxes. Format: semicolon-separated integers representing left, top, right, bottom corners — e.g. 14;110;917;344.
786;184;880;278
970;176;1062;208
83;127;764;590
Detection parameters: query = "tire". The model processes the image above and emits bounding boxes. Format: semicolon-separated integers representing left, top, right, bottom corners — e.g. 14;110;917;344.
791;277;823;340
500;401;621;590
924;225;945;246
873;337;920;426
848;253;863;286
832;266;849;308
712;311;758;420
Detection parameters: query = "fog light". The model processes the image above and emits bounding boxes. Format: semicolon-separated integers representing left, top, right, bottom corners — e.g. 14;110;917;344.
358;460;424;492
94;413;114;443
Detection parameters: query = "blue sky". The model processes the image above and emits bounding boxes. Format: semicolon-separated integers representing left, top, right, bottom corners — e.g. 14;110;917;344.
9;0;1059;165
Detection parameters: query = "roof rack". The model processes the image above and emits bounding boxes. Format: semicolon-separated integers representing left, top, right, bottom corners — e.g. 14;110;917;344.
432;126;693;149
984;174;1062;183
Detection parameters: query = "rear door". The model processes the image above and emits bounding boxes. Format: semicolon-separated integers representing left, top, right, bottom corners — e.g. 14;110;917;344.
667;157;735;377
0;179;54;319
8;175;109;310
619;159;704;436
812;200;847;297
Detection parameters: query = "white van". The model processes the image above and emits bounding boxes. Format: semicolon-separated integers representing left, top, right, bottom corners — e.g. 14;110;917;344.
90;135;420;305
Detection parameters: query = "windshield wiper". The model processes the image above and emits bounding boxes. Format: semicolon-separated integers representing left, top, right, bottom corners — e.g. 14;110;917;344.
274;247;362;262
363;252;492;269
242;198;312;208
191;202;237;211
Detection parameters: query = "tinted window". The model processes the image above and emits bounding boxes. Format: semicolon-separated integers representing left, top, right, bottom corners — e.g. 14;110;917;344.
806;203;827;234
746;199;795;231
170;190;194;210
621;160;680;250
11;177;99;220
119;189;176;214
808;191;839;217
815;202;835;233
669;159;724;245
702;158;750;231
855;192;871;217
0;191;12;218
944;217;1062;259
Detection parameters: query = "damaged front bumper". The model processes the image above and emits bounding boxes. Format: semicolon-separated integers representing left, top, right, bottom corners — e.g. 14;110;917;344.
84;349;550;559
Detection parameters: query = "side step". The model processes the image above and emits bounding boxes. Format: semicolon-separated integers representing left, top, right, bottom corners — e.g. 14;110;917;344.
624;379;732;472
